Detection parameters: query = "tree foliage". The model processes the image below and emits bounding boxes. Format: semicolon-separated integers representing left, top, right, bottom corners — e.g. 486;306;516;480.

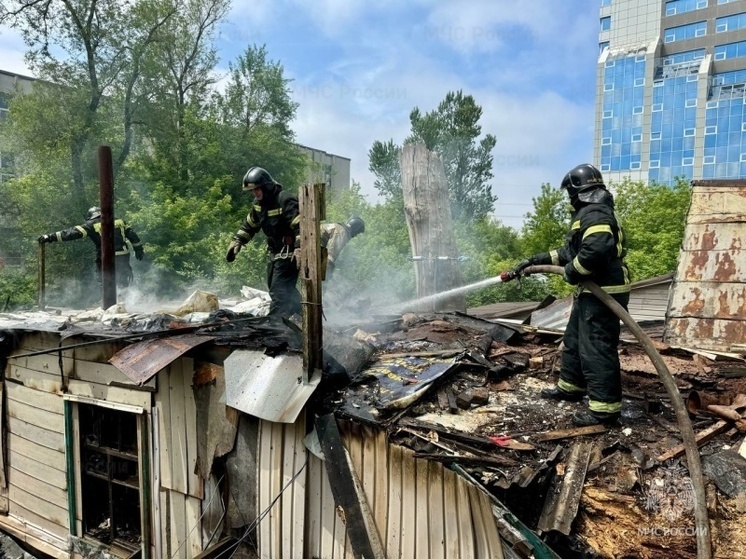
369;90;497;222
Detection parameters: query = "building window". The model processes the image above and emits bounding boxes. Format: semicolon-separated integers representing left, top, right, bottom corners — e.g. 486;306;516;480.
664;21;707;42
704;155;716;163
683;157;694;165
601;16;611;31
651;131;662;140
604;82;614;91
599;41;610;54
666;0;707;16
684;128;696;136
716;13;746;33
653;103;663;111
601;0;612;6
632;134;642;142
634;77;645;87
601;164;611;172
603;110;613;118
602;137;612;145
633;106;644;114
650;160;661;168
78;403;144;550
630;162;642;170
714;40;746;61
654;79;664;87
740;153;746;162
685;99;697;107
706;125;717;134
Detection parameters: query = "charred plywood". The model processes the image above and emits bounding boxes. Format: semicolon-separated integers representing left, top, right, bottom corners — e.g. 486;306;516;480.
665;182;746;351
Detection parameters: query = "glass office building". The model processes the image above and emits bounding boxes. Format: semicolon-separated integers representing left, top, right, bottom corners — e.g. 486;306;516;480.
595;0;746;184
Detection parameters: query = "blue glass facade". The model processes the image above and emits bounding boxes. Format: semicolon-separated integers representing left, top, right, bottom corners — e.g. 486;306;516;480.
665;0;708;16
664;21;707;42
703;69;746;177
716;12;746;32
714;40;746;60
600;55;645;173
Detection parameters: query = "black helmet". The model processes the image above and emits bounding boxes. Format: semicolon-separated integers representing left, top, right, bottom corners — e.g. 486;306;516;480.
346;216;365;237
561;164;606;204
85;206;101;221
242;166;275;192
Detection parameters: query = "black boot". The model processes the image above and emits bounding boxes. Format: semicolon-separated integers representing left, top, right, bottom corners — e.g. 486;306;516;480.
572;410;620;426
540;387;584;402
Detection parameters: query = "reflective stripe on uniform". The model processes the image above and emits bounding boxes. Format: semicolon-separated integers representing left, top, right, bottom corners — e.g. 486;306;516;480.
550;249;560;265
236;230;251;240
74;225;87;238
572;256;592;275
246;213;259;228
582;224;612;240
558;378;586;393
589;400;622;414
56;232;65;241
290;215;301;226
267;208;282;217
571;220;581;230
253;205;262;212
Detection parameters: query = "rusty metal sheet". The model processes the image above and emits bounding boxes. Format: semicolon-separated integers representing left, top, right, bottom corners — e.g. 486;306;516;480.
109;333;214;384
665;183;746;352
223;350;320;423
668;283;746;320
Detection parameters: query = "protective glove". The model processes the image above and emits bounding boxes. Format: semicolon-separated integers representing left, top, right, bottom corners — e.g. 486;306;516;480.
37;234;53;244
513;258;532;276
134;247;144;261
291;248;301;266
563;262;580;285
226;239;243;263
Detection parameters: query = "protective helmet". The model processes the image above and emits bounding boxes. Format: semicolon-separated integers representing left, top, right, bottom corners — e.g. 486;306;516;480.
560;164;606;204
242;166;275;192
346;216;365;237
85;206;102;221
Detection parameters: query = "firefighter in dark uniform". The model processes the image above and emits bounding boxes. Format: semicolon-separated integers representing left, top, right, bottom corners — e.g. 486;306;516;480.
510;164;630;426
38;206;144;288
226;166;301;317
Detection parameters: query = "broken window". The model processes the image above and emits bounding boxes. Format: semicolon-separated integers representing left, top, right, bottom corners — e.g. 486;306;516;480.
79;403;142;552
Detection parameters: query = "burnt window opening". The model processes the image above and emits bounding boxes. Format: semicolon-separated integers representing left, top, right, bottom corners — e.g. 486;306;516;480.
79;403;142;552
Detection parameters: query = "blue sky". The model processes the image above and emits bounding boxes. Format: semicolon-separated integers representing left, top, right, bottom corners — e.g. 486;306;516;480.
0;0;601;230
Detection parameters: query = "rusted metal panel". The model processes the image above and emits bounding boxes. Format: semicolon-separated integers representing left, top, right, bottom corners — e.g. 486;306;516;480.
108;333;214;384
665;182;746;351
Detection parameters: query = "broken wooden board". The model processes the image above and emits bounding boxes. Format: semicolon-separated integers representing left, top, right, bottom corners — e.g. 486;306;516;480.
657;420;730;463
538;440;593;535
532;424;607;442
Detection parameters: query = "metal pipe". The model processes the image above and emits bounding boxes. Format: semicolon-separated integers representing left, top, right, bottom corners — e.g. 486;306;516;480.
526;264;711;559
99;145;116;309
38;240;45;310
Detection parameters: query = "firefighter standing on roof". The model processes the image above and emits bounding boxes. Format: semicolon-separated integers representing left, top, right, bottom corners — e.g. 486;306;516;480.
509;163;630;427
38;206;144;288
226;166;302;317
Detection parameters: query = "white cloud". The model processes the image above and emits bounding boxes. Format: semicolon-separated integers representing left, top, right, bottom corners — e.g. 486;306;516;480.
0;28;34;77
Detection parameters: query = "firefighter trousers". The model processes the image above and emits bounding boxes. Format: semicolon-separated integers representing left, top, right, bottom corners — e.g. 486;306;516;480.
267;256;301;317
558;291;629;415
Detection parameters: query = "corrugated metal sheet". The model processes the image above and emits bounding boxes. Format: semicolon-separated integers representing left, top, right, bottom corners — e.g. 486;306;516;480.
665;182;746;351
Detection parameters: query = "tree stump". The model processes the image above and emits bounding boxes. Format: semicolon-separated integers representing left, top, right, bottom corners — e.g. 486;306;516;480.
400;143;465;312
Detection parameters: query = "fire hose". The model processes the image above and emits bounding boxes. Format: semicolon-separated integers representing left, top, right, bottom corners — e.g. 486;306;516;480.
501;265;712;559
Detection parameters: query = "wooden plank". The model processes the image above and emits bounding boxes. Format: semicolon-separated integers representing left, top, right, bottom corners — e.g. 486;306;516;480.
7;416;65;452
386;444;403;558
160;491;170;559
6;381;64;413
9;484;69;529
318;452;335;559
532;424;607;442
8;467;68;511
400;447;416;559
73;341;126;363
156;366;173;490
169;363;188;494
181;359;202;500
373;429;388;547
257;421;272;559
468;483;489;559
71;403;83;534
415;457;429;557
74;358;155;389
290;419;306;559
281;423;295;558
428;460;445;559
0;513;68;559
8;433;65;472
455;477;475;558
270;422;283;558
360;426;377;541
15;353;73;377
170;490;187;559
7;399;64;434
185;494;202;558
657;420;730;462
7;363;63;393
477;487;504;558
442;468;460;559
305;456;323;558
9;451;67;490
0;384;5;491
66;378;152;409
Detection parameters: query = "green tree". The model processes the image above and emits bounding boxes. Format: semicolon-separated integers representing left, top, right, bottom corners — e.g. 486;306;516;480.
613;177;691;281
368;90;497;221
407;90;497;221
520;183;570;256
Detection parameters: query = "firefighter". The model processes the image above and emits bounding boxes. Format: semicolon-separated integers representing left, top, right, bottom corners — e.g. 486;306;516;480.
226;166;301;317
38;206;144;288
509;163;630;426
320;216;365;280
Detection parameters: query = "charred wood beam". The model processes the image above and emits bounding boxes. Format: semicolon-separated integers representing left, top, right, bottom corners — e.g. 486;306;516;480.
316;414;385;559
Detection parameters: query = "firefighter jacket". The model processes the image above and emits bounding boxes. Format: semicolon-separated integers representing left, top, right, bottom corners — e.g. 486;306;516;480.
320;222;351;266
233;182;301;256
533;190;629;294
50;218;143;259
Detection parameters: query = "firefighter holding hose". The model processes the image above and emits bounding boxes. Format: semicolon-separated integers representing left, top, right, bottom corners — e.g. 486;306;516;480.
507;164;630;426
